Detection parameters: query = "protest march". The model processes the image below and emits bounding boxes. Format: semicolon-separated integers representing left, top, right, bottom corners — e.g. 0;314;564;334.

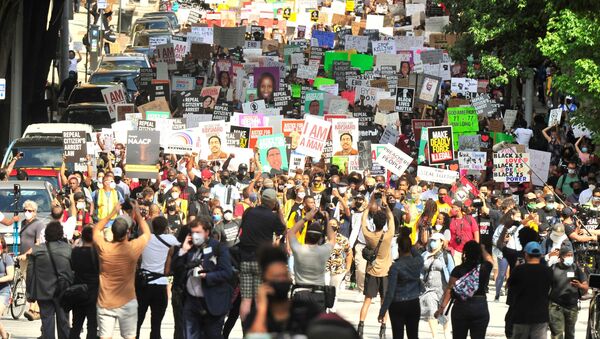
1;0;600;338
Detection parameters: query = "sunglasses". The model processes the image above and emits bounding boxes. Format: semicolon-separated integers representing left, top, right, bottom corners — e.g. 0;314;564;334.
24;209;35;212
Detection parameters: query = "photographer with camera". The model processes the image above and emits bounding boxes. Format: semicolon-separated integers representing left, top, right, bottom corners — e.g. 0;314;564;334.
448;201;480;266
172;217;233;338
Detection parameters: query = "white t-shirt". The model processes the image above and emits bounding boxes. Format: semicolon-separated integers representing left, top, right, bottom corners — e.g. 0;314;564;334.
514;128;533;146
210;184;240;212
141;234;180;285
69;58;78;73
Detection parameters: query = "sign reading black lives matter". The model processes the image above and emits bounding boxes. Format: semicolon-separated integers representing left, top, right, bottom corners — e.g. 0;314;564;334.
125;131;160;179
396;87;414;113
63;131;87;163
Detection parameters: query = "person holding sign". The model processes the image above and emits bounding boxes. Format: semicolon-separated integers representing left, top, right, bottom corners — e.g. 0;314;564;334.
334;133;359;156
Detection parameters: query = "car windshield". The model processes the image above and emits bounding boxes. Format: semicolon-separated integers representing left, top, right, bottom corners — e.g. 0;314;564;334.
90;73;138;91
0;189;52;213
133;34;169;47
98;60;148;71
133;21;170;33
68;87;104;104
61;108;112;127
11;147;63;168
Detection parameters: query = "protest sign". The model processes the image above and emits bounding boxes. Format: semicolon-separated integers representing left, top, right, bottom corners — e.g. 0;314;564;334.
427;126;454;164
137;119;156;131
470;94;497;117
249;127;273;149
212;103;233;122
172;76;195;91
417;166;459;185
164;129;197;155
548;108;562;127
370;143;387;175
155;43;176;70
296;65;319;80
149;80;170;102
101;86;127;119
345;35;369;53
281;119;304;137
258;133;289;174
396;88;414;113
331;118;359;156
184;114;213;128
242;100;267;115
412;119;435;142
420;49;444;64
417;75;441;105
197;121;228;160
375;144;413;177
288;154;306;176
503;109;517;130
189;26;214;44
458;135;485;151
254;67;280;102
180;91;202;115
380;125;399;145
493;152;530;183
296;116;331;158
172;37;187;61
116;104;135;121
63;131;87;164
239;114;265;127
450;78;478;96
227;125;250;148
125;131;160;179
372;40;396;55
447;106;479;149
304;91;325;116
137;68;154;91
145;111;170;120
458;151;487;171
418;127;428;164
199;86;220;112
312;30;335;48
529;149;551;187
213;26;246;48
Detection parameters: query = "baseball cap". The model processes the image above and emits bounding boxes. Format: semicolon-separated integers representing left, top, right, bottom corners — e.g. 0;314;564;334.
551;223;565;237
545;194;556;203
562;207;574;217
524;241;542;256
525;192;536;200
263;178;274;188
559;244;573;257
261;188;278;206
431;233;445;241
201;168;212;180
112;167;123;177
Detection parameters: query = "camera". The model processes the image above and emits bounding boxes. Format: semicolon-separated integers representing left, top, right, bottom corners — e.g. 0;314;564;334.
376;183;385;190
471;198;483;209
455;236;462;245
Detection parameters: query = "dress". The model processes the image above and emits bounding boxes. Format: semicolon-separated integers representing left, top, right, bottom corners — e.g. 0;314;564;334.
419;253;447;319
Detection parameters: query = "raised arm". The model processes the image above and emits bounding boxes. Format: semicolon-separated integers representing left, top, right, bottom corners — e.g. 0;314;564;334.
542;126;552;142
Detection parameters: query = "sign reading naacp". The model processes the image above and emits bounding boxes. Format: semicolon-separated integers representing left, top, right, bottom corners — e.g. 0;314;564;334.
125;131;160;179
296;116;332;158
493;152;531;183
63;131;87;164
375;143;413;177
427;126;454;164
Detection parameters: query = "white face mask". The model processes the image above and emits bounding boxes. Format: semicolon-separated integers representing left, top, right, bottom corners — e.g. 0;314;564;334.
563;256;574;266
192;232;205;246
224;212;233;221
338;187;347;194
109;182;116;189
435;224;443;231
550;233;562;243
285;183;293;189
172;192;180;200
76;202;86;210
25;211;33;220
297;192;306;200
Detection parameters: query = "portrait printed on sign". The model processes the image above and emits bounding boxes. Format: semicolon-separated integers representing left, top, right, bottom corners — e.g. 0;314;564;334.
199;86;220;113
215;59;233;88
253;67;280;104
331;119;359;156
304;90;325;116
198;121;228;161
258;134;289;176
400;61;411;78
417;75;441;106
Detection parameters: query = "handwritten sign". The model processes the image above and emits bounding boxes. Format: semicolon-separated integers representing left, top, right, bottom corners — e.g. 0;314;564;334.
417;166;459;185
493;152;530;183
375;143;413;177
458;151;487;170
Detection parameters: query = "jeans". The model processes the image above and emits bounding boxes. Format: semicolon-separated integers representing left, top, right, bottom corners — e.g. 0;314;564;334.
512;323;548;339
495;257;509;299
549;302;578;339
183;296;225;339
136;284;168;339
451;296;489;339
39;298;70;339
69;302;97;339
172;286;185;339
223;290;241;339
388;299;420;339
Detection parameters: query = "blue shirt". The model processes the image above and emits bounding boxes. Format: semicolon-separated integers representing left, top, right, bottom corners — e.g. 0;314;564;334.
379;248;424;318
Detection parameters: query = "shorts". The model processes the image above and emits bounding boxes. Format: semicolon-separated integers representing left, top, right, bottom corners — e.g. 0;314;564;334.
240;261;261;299
364;274;388;299
97;299;138;338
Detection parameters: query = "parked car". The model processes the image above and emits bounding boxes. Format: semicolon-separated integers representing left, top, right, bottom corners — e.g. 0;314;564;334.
96;53;150;71
131;17;174;37
130;29;172;48
0;181;54;248
66;83;128;106
60;103;113;130
142;11;179;30
89;70;139;97
1;136;68;188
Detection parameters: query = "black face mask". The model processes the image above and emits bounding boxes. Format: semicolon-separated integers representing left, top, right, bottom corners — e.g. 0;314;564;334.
177;181;187;188
221;176;229;185
268;281;291;302
167;205;176;212
367;186;375;193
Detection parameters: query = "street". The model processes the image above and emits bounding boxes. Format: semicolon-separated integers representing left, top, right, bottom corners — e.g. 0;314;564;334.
1;287;590;338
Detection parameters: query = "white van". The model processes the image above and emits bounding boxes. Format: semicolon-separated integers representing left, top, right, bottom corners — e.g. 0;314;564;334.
22;123;94;142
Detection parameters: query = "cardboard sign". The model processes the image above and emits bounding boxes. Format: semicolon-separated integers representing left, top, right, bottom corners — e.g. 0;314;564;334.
101;86;127;119
155;43;177;70
375;143;413;177
380;125;399;145
396;87;414;113
503;109;518;130
258;133;289;173
296;116;331;158
125;131;160;179
417;166;459;185
372;40;396;55
529;149;551;187
458;151;487;171
427;126;454;164
548;108;562;127
493;152;530;183
297;64;319;80
288;153;306;176
63;131;87;164
345;35;369;53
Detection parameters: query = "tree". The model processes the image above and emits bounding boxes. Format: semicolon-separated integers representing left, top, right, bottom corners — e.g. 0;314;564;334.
538;6;600;144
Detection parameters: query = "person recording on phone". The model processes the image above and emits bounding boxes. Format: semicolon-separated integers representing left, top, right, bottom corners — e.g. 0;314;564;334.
172;217;233;339
0;151;22;181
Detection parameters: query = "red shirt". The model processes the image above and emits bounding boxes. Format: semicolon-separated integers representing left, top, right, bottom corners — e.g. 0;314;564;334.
448;215;478;253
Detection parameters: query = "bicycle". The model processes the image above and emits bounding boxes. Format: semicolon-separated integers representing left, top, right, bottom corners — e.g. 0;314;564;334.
9;257;27;320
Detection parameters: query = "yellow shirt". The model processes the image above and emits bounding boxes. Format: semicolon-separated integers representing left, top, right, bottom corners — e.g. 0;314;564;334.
287;210;307;244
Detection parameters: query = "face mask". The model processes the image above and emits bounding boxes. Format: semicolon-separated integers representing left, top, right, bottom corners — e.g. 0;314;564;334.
545;203;556;210
563;256;574;266
527;202;537;209
285;183;293;189
568;169;576;175
582;147;588;153
177;181;187;188
550;233;562;243
366;186;375;193
213;214;222;222
428;240;440;251
172;192;180;200
278;185;284;191
76;202;86;210
249;193;258;203
192;232;205;246
268;281;291;301
202;197;210;202
25;211;33;220
167;205;176;212
338;187;347;194
514;217;522;223
224;212;233;221
439;197;445;203
109;182;116;189
221;177;229;185
297;192;306;200
97;176;104;183
435;224;443;231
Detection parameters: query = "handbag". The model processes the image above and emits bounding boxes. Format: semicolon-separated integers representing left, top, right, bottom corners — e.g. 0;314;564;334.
46;242;73;300
452;264;481;301
362;233;385;264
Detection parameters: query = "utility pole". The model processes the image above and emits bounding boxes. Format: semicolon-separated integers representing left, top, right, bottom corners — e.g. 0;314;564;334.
60;0;70;84
9;0;23;141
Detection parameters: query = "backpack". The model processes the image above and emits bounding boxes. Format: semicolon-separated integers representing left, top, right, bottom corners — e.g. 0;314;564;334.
452;264;480;301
